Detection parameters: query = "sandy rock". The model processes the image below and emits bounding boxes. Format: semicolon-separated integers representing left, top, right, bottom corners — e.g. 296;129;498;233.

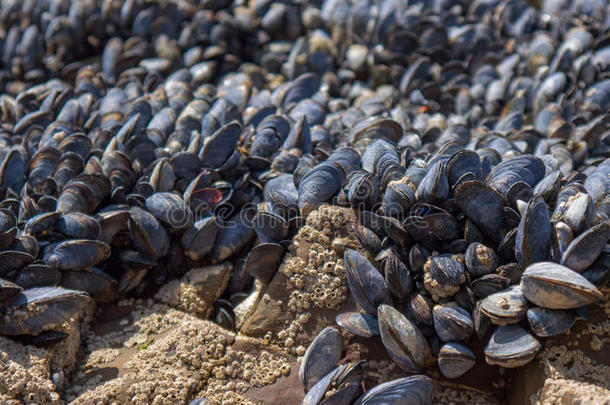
0;299;92;404
156;262;233;318
239;205;360;352
67;302;297;405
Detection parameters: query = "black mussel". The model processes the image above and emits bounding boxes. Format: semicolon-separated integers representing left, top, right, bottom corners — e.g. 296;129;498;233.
44;239;110;270
56;213;101;239
465;242;499;277
515;195;552;269
344;249;392;314
297;162;344;216
484;324;540;368
354;375;434;405
432;302;474;342
423;255;466;301
145;192;194;233
299;326;343;390
520;262;603;309
438;342;476;379
128;206;170;260
335;312;379;337
243;243;284;285
378;304;431;373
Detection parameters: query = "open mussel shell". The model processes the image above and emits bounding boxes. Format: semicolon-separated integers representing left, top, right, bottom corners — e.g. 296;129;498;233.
344;249;392;314
438;342;476;379
484;324;541;368
354;375;434;405
520;262;603;309
299;326;343;391
335;312;379;338
243;243;284;285
0;287;90;335
561;222;610;273
480;286;529;326
378;304;431;373
432;302;474;342
527;307;577;338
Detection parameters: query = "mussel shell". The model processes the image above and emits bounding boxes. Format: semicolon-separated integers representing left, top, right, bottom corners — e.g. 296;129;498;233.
299;326;343;390
128;206;170;260
480;286;529;325
344;249;392;314
515;195;552;268
527;307;577;337
145;192;194;233
455;181;504;242
438;342;476;379
335;312;379;337
378;304;431;373
209;213;255;263
298;162;344;216
61;268;116;297
0;279;22;303
180;216;219;261
354;375;434;405
44;239;110;270
561;222;610;273
13;264;61;289
243;243;284;285
0;251;35;277
465;242;499;277
303;362;363;405
432;302;474;342
520;262;603;309
471;274;511;298
484;324;541;368
56;213;101;239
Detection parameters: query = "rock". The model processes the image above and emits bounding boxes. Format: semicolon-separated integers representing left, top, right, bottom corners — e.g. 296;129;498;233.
0;298;92;404
239;205;359;350
156;262;233;318
66;302;297;404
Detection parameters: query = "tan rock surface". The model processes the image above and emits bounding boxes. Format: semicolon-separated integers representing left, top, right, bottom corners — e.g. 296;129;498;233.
0;299;93;404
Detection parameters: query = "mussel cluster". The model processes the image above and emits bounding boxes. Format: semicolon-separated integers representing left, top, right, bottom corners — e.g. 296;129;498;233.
0;0;609;402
